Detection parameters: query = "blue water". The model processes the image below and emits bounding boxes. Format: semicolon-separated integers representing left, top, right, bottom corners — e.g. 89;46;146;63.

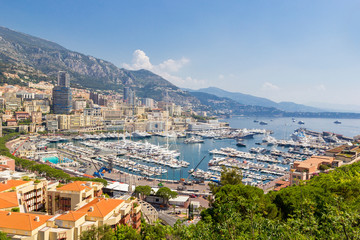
225;117;360;139
53;117;360;180
42;156;59;164
42;156;73;164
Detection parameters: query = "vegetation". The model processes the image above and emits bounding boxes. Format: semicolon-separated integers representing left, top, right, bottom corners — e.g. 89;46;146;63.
0;231;10;240
82;161;360;239
155;187;178;205
319;164;330;171
134;185;153;200
10;207;19;212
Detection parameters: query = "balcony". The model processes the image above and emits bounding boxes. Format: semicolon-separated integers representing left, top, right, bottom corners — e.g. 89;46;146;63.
132;212;141;222
132;205;141;214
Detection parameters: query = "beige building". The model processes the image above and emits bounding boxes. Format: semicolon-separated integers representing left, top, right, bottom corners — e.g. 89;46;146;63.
58;115;70;130
290;156;334;185
0;179;47;212
0;196;141;240
47;181;103;215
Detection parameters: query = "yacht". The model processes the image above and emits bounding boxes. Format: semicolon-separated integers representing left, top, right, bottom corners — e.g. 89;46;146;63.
184;137;204;144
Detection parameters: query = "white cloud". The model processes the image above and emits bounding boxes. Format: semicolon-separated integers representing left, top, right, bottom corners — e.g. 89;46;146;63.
261;82;280;91
218;74;224;80
123;49;153;70
123;49;204;88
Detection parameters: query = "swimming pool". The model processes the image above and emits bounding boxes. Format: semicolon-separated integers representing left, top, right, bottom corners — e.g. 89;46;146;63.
42;156;73;164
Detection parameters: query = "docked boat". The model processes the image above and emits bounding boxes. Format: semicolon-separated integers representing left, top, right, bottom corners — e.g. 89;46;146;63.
236;140;246;147
184;137;204;144
132;131;151;138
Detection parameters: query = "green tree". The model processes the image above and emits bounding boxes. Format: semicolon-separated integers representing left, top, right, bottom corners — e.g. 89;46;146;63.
114;224;141;240
80;225;114;240
155;187;178;205
134;185;152;200
0;231;9;240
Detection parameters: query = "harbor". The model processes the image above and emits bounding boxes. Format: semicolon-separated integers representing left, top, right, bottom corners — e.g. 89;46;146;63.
10;116;356;188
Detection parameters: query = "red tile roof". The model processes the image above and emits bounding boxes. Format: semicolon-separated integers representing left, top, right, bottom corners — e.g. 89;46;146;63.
0;211;52;231
0;180;28;192
57;211;87;222
77;198;124;218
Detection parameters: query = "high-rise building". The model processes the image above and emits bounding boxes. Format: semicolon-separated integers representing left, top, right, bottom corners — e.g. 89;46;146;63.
124;87;136;106
58;71;70;87
53;72;72;114
124;87;130;102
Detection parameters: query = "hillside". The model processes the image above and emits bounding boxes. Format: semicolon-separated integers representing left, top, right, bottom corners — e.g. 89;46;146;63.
0;26;199;106
195;87;323;112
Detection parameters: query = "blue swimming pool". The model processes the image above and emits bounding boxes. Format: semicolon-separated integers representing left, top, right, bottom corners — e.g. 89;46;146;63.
42;156;73;164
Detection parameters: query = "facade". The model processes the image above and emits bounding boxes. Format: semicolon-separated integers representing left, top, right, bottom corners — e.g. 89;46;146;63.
53;86;72;114
290;156;334;185
46;181;103;215
0;156;15;171
46;120;58;131
124;87;136;106
73;100;87;110
0;179;47;212
31;111;42;124
15;112;30;121
53;71;72;114
58;71;70;87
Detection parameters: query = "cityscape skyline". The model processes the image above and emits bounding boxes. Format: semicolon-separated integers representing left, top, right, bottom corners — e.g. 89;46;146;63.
0;1;360;109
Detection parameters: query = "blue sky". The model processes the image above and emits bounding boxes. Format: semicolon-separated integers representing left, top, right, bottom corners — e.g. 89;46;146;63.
1;0;360;108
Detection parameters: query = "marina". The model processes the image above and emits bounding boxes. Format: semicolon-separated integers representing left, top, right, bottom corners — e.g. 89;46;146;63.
20;117;358;187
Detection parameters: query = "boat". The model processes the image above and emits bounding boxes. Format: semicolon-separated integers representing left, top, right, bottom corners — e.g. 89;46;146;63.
259;121;268;125
132;131;151;138
298;121;305;125
334;120;342;124
184;137;204;144
236;140;246;147
253;120;259;123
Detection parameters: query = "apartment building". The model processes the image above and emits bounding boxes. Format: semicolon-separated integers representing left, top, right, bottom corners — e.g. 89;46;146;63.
0;156;15;171
31;111;42;124
290;156;334;185
47;181;103;215
0;179;47;212
0;196;141;240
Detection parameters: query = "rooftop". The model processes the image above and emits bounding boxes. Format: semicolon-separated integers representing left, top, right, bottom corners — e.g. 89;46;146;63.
0;211;52;231
0;179;28;192
293;156;334;171
0;192;19;209
56;181;92;192
77;197;124;218
56;211;87;222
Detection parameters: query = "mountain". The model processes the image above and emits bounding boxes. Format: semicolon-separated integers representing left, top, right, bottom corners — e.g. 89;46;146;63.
0;26;199;106
194;87;323;112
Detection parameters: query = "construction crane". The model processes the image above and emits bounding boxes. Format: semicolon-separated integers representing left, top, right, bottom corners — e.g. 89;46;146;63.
12;137;29;155
182;154;207;185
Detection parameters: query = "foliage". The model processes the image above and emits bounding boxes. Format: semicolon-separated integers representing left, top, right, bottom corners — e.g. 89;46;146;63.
134;185;153;200
80;225;114;240
319;164;330;171
155;187;178;205
0;231;10;240
10;207;19;212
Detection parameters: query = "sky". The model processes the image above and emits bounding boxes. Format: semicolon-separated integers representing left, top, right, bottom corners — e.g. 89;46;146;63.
1;0;360;109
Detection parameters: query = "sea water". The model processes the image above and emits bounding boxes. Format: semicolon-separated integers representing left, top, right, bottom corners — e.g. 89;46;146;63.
54;117;360;180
